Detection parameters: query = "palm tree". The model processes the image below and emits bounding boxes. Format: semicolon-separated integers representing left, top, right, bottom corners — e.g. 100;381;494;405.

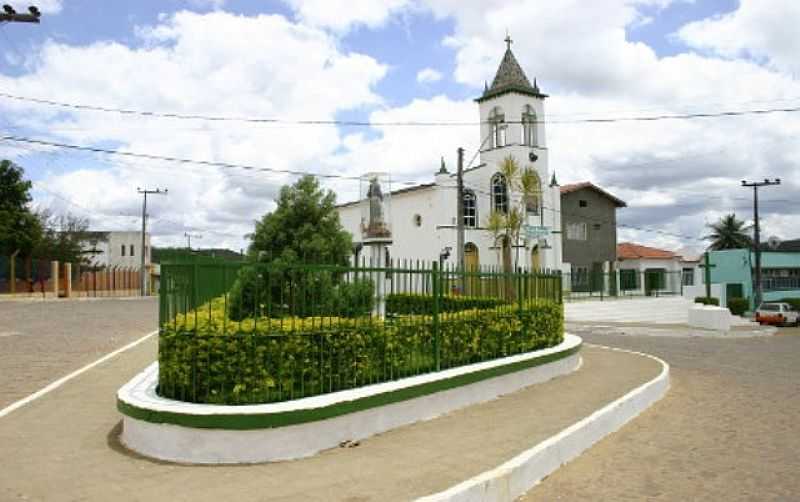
484;155;541;299
704;214;753;250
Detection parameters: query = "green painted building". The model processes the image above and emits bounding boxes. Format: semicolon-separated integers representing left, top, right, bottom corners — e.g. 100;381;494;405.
708;249;800;308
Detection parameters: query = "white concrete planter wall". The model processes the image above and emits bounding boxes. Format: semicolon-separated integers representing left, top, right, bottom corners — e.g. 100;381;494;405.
118;334;582;464
688;305;732;331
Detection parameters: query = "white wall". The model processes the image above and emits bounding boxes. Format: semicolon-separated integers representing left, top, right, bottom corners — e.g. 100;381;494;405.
84;231;151;269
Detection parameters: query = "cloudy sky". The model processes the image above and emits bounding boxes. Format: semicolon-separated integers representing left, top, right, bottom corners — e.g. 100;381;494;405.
0;0;798;253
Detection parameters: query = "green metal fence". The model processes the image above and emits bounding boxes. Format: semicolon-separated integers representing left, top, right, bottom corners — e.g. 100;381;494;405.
563;270;686;301
157;259;563;405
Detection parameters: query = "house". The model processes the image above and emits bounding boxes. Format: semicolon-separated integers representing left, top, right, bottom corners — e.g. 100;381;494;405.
703;248;800;308
616;242;700;296
81;231;151;270
337;38;563;272
560;182;626;292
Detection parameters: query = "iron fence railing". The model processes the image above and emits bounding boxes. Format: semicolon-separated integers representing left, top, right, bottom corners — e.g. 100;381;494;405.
563;270;686;300
157;259;564;405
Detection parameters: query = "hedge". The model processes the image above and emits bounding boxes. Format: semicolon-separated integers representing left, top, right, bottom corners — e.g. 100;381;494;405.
385;293;508;315
158;297;563;405
694;296;720;306
727;297;749;316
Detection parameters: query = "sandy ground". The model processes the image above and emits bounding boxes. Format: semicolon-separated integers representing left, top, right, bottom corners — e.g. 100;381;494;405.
0;340;659;502
521;328;800;501
0;297;157;408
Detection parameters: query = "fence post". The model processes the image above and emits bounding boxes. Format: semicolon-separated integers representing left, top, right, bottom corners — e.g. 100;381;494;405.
432;261;440;371
64;263;72;298
50;261;59;298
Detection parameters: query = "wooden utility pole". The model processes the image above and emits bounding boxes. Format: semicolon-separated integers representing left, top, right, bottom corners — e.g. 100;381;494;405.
741;178;781;307
137;187;167;296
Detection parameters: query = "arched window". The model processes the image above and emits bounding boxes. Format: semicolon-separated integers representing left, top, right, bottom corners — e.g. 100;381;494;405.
489;106;506;148
524;169;542;216
463;189;477;228
522;105;537;146
491;173;508;214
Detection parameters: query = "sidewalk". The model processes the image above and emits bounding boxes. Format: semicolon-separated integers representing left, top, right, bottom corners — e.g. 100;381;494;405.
0;338;661;502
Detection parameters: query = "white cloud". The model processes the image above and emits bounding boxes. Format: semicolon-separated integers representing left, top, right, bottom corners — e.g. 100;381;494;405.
677;0;800;75
281;0;414;33
1;11;386;249
416;67;442;84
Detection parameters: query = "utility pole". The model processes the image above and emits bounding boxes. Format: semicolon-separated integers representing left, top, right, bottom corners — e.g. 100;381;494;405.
456;147;465;279
0;4;41;23
137;187;167;296
184;232;202;251
741;178;781;307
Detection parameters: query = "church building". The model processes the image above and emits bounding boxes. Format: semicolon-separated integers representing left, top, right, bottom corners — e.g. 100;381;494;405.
337;38;564;272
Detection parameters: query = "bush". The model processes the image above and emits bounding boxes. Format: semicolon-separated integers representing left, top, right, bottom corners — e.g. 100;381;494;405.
228;265;373;320
157;297;563;405
780;298;800;311
727;297;749;316
694;296;720;306
386;293;508;315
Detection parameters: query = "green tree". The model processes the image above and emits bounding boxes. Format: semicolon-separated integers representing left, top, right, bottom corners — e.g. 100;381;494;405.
0;159;43;258
34;210;92;264
704;213;753;250
229;175;356;319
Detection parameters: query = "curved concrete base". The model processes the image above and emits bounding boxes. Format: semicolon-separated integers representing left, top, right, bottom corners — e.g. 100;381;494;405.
119;335;582;464
417;343;670;502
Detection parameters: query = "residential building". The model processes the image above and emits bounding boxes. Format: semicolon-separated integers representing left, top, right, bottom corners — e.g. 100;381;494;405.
81;231;151;270
337;39;564;272
617;242;700;296
560;182;626;291
703;248;800;308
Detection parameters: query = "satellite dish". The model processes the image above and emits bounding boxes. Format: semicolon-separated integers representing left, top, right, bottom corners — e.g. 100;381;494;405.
767;236;782;250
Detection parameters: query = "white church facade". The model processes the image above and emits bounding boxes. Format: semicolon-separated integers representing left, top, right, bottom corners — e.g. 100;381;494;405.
336;39;564;273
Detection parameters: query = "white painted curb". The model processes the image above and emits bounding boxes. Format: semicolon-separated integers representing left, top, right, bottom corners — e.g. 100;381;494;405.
119;335;583;464
417;343;670;502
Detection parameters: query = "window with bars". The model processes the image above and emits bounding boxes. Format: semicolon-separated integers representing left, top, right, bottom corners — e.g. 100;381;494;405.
491;173;508;214
463;189;477;228
566;222;587;240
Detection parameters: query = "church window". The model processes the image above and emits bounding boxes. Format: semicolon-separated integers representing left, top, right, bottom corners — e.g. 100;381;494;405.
463;189;477;228
491;173;508;214
524;168;542;216
522;105;537;146
489;107;506;148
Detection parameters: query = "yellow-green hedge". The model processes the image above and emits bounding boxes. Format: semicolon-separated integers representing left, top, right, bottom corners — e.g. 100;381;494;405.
158;297;563;405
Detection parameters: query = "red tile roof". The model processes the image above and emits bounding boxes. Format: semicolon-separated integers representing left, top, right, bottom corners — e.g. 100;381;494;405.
617;242;678;260
560;182;627;208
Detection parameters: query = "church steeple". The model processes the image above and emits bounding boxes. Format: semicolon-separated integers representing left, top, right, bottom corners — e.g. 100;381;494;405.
476;35;546;102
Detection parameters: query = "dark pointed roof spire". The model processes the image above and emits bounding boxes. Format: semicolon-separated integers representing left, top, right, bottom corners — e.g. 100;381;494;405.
476;35;547;102
550;171;559;187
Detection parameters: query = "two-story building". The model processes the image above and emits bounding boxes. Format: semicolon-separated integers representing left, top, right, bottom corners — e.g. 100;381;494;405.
559;182;627;291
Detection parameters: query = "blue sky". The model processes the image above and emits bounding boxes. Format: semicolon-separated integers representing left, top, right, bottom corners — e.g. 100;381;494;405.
1;0;798;250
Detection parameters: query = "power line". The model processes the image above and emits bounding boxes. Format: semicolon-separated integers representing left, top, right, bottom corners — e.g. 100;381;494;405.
3;90;800;126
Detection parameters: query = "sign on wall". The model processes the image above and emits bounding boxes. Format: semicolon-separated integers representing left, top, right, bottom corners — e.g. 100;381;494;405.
524;225;550;240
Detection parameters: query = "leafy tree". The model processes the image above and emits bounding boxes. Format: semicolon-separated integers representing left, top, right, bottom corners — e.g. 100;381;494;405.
229;175;355;319
34;210;92;265
0;159;43;257
704;213;753;250
248;175;352;265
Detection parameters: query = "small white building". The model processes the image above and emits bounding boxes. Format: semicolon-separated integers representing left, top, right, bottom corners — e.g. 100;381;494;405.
337;39;563;272
616;242;700;295
81;231;151;270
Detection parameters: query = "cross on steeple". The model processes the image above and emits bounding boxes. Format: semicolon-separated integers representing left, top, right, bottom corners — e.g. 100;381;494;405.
505;32;513;50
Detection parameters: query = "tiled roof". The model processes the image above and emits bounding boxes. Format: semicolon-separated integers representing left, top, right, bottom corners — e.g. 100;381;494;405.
617;242;678;260
476;47;546;102
560;181;627;208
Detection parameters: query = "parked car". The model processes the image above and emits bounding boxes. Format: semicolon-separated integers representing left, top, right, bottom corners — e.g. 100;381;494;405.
755;302;800;326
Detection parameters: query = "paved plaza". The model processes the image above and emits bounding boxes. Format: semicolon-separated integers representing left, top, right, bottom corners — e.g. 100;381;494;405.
1;300;799;500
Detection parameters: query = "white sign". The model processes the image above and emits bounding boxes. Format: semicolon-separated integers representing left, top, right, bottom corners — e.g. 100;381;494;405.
525;225;550;240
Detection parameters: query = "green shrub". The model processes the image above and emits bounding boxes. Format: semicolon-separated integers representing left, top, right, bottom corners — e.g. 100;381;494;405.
780;298;800;311
386;293;508;315
727;297;749;316
157;297;563;405
228;265;373;320
694;296;720;306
